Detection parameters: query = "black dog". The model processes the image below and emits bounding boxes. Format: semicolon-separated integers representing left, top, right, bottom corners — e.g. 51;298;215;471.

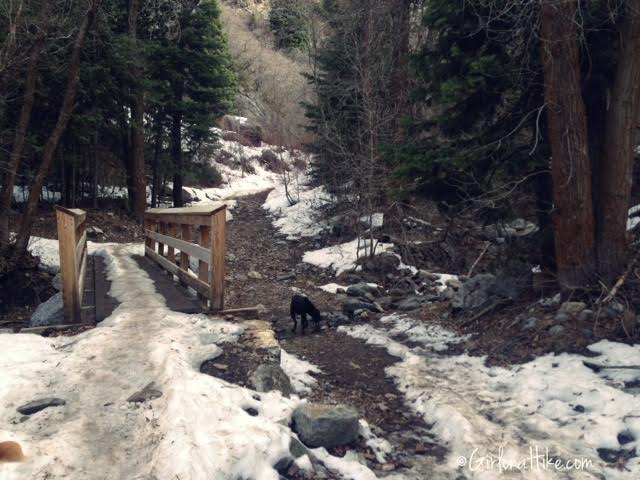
290;294;322;333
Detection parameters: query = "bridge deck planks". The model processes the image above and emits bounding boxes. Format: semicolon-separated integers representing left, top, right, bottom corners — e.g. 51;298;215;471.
133;255;202;314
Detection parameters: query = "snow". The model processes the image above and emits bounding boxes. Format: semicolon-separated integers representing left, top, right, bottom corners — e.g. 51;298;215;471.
27;236;61;273
628;205;640;231
263;181;333;239
12;186;61;203
318;282;347;294
433;273;459;293
303;238;395;275
280;350;321;395
359;213;384;229
0;243;300;480
341;314;640;479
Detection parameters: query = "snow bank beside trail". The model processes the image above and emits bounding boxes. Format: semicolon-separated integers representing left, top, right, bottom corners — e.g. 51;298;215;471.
280;350;321;395
27;236;60;273
263;179;333;239
303;238;394;275
341;316;640;480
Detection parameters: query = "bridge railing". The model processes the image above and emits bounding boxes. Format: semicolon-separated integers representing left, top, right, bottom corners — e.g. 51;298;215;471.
55;206;88;323
144;204;227;311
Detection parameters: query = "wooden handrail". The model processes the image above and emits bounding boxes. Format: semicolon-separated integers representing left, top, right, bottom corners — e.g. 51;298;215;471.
144;203;226;311
56;206;88;323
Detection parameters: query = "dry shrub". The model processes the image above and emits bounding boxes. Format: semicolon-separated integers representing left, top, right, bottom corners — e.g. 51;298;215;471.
220;2;314;148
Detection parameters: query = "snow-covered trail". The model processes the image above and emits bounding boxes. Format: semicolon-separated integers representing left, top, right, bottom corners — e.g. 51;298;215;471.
0;244;299;480
342;315;640;480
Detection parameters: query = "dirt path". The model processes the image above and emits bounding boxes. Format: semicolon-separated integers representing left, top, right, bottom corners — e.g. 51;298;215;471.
222;193;448;476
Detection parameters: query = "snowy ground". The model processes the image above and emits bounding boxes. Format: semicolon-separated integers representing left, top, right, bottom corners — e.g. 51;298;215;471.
341;314;640;480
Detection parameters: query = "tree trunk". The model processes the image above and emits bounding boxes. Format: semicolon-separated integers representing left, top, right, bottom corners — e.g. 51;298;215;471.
595;0;640;283
540;0;596;288
128;0;147;223
171;83;184;208
151;112;163;208
0;0;50;247
14;1;100;254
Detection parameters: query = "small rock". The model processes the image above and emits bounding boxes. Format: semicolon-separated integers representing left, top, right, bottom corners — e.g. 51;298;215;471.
523;317;538;330
573;404;585;413
558;301;587;316
618;431;634;445
549;325;565;336
292;403;359;448
578;309;594;322
17;397;66;415
30;292;64;327
249;364;293;397
244;407;259;417
247;271;263;280
277;273;296;281
86;226;104;238
127;382;163;403
554;312;570;323
212;363;228;370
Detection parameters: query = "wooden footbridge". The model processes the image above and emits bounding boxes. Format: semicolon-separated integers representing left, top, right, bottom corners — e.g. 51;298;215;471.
54;204;227;326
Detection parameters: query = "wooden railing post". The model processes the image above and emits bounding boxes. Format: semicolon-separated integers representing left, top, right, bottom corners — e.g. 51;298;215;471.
180;224;190;283
56;206;87;324
210;206;226;311
197;224;211;306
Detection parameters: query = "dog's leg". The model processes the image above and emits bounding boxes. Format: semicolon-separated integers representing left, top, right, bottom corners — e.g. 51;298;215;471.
291;313;297;333
301;313;308;331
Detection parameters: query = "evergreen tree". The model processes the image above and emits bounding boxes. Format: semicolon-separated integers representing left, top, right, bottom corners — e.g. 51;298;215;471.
269;0;309;51
397;0;547;202
148;0;235;206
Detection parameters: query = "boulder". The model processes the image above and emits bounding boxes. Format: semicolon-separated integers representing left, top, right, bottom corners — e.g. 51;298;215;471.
221;130;242;143
346;282;381;298
219;115;262;147
249;364;293;397
30;292;64;327
452;266;529;312
451;274;496;311
292;403;359;448
361;252;400;274
342;299;383;318
391;295;426;311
